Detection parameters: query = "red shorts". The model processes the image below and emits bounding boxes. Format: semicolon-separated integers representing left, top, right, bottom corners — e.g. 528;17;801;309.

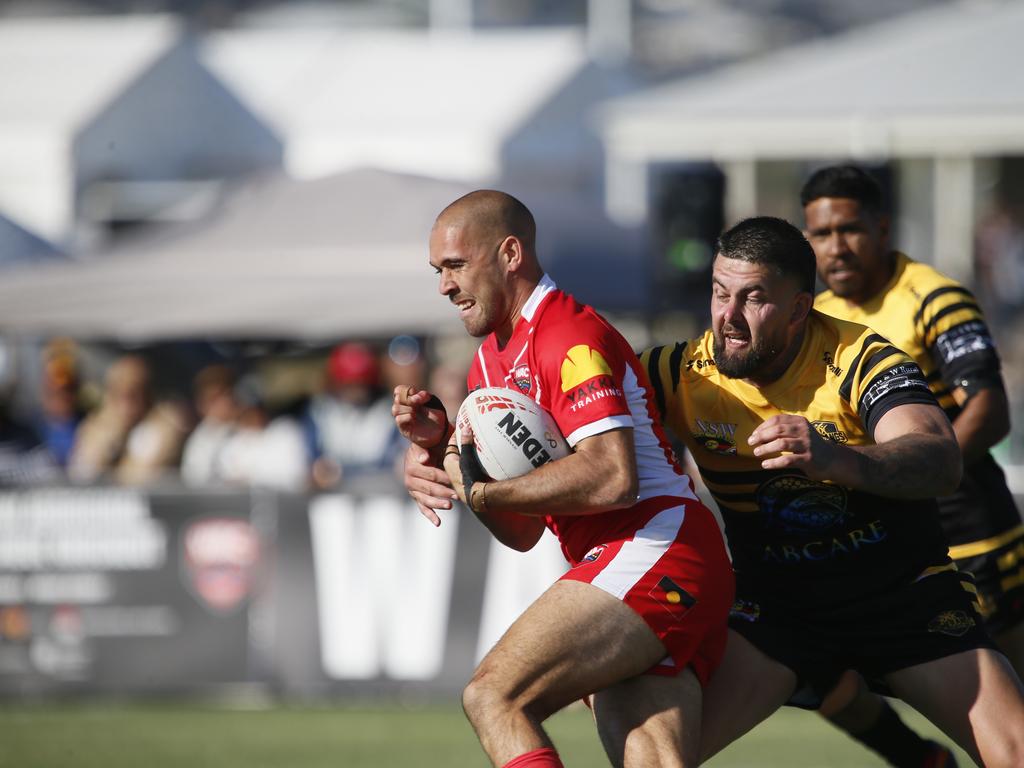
559;500;734;687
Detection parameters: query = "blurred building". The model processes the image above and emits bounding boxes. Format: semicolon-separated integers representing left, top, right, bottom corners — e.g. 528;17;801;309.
0;214;65;268
598;0;1024;286
0;14;282;249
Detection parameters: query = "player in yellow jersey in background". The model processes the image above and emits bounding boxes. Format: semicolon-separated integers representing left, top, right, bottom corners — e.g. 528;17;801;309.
803;165;1024;768
641;216;1024;767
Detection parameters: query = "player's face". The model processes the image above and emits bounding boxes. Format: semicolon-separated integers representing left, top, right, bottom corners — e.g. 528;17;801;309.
711;256;807;382
429;223;511;338
803;197;892;304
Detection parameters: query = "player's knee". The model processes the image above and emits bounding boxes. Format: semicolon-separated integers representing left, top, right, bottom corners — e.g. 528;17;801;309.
621;726;688;768
462;666;513;727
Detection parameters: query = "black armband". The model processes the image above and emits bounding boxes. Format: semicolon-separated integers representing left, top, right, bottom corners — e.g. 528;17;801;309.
952;371;1005;402
459;443;488;508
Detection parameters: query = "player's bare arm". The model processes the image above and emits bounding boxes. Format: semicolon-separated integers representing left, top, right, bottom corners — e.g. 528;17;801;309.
951;385;1011;466
749;403;961;497
460;427;639;519
441;429;546;551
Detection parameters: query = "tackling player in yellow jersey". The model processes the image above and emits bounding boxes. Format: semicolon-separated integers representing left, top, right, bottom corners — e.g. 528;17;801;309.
641;216;1024;767
803;165;1024;767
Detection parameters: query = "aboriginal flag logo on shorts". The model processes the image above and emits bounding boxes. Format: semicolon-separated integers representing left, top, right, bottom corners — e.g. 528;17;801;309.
650;576;696;621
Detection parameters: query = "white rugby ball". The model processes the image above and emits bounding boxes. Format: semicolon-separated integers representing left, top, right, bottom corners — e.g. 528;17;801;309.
456;387;570;481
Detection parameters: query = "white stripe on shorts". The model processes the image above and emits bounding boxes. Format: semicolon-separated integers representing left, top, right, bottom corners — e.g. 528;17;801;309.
590;504;686;600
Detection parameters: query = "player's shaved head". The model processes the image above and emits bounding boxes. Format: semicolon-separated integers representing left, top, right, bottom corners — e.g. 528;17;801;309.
434;190;537;255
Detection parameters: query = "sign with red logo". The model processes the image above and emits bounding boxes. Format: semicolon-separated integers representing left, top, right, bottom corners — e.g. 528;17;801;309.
182;517;261;614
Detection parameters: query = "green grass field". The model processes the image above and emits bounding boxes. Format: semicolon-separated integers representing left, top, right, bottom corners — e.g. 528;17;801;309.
0;699;974;767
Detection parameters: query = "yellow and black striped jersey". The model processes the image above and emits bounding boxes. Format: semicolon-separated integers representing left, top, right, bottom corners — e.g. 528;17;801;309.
815;252;1019;548
815;252;1002;417
641;310;949;603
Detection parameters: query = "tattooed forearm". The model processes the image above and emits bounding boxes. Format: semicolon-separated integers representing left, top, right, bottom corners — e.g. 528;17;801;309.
848;433;961;499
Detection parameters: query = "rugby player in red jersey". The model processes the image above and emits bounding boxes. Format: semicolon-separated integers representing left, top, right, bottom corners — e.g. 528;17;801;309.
393;190;733;768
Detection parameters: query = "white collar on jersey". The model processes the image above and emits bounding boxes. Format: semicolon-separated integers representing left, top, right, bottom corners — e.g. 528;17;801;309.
521;273;557;323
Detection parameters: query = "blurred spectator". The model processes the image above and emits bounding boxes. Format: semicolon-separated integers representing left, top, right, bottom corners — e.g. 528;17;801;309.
33;339;85;468
381;335;428;395
304;341;399;488
180;364;239;486
68;355;189;485
216;375;308;492
427;360;468;423
975;204;1024;330
0;403;60;486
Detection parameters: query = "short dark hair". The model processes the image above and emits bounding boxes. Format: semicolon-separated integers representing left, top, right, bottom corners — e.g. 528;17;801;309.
800;165;884;214
715;216;816;293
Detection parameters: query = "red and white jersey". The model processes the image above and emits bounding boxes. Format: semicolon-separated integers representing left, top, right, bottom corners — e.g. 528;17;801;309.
466;274;700;564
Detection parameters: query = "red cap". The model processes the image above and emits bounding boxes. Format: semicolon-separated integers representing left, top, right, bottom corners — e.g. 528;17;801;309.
328;342;379;386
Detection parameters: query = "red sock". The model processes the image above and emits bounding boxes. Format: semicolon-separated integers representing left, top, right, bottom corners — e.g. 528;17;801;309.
501;747;564;768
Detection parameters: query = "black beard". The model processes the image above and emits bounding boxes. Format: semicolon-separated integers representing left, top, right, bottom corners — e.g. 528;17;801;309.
713;334;778;379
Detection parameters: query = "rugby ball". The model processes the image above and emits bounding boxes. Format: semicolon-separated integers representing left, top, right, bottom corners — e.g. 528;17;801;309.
456;387;570;481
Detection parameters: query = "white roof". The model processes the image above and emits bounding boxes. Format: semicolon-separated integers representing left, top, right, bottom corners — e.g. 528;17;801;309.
0;167;646;340
0;14;180;132
0;169;470;340
202;27;588;179
599;0;1024;160
0;215;65;266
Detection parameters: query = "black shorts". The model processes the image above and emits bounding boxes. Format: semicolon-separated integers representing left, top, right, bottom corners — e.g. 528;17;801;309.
728;566;997;709
949;522;1024;636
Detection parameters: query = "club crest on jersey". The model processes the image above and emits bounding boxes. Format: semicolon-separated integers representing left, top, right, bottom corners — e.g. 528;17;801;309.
693;419;737;455
928;610;975;637
512;364;532;393
812;420;848;444
582;545;605;563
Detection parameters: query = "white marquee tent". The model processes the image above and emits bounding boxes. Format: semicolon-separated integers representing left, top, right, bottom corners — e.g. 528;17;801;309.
0;168;646;341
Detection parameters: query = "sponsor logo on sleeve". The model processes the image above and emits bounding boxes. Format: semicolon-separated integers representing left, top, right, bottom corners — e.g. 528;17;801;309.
935;322;995;364
560;345;623;414
559;345;613;391
860;363;931;410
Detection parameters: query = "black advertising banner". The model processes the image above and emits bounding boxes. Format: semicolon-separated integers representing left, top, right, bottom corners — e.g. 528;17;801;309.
0;488;263;695
0;485;572;697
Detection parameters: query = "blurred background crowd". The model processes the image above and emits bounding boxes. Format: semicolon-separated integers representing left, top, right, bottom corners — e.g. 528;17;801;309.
6;333;475;491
